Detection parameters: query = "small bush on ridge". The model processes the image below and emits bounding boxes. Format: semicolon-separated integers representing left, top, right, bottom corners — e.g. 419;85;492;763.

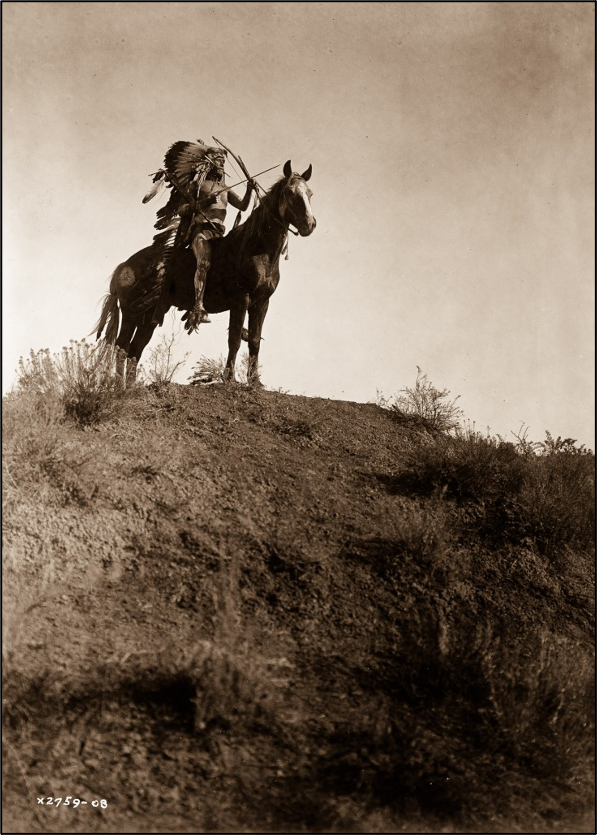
378;368;464;434
189;351;259;386
16;341;129;426
144;332;189;388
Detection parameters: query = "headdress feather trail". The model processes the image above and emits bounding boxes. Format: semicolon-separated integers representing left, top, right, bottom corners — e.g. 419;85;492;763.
142;170;166;203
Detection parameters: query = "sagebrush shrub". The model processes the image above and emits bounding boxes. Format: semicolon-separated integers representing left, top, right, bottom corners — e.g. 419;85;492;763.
378;368;464;434
540;430;592;457
144;333;189;388
393;425;595;554
508;447;595;555
189;351;257;385
397;429;525;503
189;354;228;384
16;341;128;426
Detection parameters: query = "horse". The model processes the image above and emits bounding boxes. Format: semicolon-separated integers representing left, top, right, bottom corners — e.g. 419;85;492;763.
94;160;316;385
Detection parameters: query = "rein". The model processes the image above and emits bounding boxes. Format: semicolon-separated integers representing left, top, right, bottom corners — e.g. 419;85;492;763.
273;213;300;237
269;200;298;261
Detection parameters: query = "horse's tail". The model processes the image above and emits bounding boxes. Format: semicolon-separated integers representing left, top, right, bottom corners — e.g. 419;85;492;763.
93;271;120;344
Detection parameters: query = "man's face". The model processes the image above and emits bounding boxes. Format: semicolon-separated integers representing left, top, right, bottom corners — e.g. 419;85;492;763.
212;154;226;176
204;149;225;172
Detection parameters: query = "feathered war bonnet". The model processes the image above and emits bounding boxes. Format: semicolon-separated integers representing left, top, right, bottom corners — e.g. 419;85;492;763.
142;140;228;204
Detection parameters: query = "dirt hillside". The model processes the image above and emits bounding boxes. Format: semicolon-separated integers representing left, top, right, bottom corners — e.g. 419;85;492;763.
2;382;595;834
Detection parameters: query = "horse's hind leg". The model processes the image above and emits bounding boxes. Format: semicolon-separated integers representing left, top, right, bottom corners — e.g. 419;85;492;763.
127;323;157;382
115;318;136;379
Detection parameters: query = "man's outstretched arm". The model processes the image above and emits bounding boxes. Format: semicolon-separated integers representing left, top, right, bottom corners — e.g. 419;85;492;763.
227;180;257;212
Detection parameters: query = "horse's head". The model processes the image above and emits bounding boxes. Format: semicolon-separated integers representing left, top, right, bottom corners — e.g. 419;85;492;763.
279;160;316;237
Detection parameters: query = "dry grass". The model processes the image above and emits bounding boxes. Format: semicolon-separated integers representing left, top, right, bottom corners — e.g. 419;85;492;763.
387;423;595;559
316;614;595;830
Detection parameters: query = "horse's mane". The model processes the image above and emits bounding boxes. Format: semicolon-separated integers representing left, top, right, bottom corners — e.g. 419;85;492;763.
229;176;289;245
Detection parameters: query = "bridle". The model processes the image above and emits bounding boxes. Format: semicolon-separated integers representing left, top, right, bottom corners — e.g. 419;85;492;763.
273;175;313;237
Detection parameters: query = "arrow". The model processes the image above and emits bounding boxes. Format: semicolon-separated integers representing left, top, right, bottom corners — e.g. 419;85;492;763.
196;164;281;206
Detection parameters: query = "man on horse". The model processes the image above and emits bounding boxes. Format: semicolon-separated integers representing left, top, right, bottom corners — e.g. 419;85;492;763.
144;140;257;332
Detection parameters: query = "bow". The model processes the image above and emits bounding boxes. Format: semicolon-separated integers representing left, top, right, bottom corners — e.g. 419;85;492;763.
212;136;266;202
197;164;281;205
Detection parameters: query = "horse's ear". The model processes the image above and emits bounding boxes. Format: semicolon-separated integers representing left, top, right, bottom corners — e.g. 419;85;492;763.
283;160;293;178
301;164;312;181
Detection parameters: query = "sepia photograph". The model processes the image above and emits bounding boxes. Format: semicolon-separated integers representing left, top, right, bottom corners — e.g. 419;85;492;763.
2;2;595;833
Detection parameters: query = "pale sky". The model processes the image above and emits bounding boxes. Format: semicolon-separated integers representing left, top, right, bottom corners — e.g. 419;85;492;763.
3;2;595;445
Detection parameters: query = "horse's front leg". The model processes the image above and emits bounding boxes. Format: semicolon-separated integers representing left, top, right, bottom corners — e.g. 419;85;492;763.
247;298;270;387
224;294;249;383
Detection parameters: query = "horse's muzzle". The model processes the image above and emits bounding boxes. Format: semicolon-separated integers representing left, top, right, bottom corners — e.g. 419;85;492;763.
298;217;316;237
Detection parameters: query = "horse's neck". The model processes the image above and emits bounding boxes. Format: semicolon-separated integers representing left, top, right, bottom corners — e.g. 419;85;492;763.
255;204;287;258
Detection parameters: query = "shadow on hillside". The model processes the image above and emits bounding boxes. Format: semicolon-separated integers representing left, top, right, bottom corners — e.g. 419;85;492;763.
373;471;418;495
